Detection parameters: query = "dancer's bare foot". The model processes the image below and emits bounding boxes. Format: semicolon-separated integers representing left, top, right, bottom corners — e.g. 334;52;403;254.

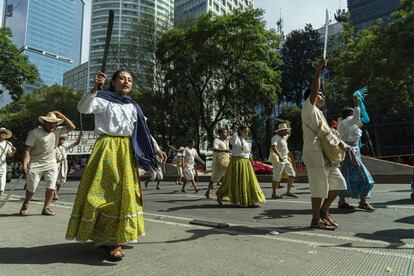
286;192;298;198
108;246;124;261
217;196;223;206
205;191;211;199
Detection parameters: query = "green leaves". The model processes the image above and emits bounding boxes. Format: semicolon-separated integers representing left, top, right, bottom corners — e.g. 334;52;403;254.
157;9;282;145
0;28;39;100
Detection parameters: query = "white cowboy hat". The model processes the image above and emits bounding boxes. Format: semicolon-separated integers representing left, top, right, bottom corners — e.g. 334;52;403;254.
38;112;64;125
0;127;12;139
275;123;291;132
178;147;185;151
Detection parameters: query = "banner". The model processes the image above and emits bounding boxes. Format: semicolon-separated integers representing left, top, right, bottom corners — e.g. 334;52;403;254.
65;131;98;155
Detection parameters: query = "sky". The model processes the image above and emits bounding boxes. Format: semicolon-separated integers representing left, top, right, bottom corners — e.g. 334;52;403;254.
1;0;348;63
254;0;347;33
81;0;347;63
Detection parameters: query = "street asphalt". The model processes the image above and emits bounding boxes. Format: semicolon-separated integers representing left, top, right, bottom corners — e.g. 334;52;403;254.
0;179;413;276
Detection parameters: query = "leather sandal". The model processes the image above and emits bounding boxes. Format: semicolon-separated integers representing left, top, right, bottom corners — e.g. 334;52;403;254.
19;203;29;216
358;202;375;212
338;202;355;209
310;220;336;231
41;208;56;216
271;193;283;199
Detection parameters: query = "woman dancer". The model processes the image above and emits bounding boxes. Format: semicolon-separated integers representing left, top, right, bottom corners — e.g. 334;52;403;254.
66;70;166;261
337;95;375;211
216;123;265;207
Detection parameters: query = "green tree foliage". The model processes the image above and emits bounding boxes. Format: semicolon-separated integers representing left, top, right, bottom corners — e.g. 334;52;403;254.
280;24;322;105
327;0;414;155
0;85;89;159
0;28;39;100
157;9;282;145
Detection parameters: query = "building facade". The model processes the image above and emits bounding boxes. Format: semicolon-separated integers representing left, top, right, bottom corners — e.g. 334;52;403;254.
88;0;174;86
347;0;400;29
175;0;253;25
5;0;85;91
63;62;89;92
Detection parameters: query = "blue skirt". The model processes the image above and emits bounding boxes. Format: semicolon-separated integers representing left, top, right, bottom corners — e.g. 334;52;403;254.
340;144;374;198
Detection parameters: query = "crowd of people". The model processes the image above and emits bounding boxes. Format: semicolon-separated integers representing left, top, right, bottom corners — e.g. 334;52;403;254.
0;59;403;261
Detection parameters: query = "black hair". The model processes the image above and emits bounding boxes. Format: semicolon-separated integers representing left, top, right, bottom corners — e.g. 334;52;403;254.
303;88;311;101
189;139;195;144
303;88;325;101
341;107;354;120
237;124;248;136
109;69;132;92
59;137;66;141
217;128;227;135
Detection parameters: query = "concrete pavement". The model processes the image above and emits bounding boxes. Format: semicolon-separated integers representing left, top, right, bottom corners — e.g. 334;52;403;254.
0;180;413;276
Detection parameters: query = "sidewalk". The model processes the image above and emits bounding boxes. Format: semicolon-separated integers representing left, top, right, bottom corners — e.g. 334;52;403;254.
1;197;413;276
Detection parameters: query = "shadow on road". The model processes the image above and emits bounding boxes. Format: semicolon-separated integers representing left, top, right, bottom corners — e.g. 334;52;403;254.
395;215;414;225
0;243;116;266
354;229;414;249
142;225;310;244
377;198;414;206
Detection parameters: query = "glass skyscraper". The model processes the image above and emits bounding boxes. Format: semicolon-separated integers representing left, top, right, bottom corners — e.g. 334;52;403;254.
5;0;85;91
347;0;400;29
88;0;174;86
175;0;254;26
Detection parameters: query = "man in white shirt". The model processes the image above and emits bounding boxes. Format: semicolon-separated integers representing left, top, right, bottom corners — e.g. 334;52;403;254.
0;127;16;198
301;59;346;231
182;139;205;193
54;132;83;200
20;111;76;216
269;123;297;199
205;128;230;199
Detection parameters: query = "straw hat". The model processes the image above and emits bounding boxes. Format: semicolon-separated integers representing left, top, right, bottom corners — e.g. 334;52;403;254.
275;123;291;132
178;147;185;152
38;112;63;125
0;127;12;139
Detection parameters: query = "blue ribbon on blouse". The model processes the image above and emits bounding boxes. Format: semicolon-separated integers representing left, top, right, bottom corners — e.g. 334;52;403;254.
353;86;370;124
96;90;158;171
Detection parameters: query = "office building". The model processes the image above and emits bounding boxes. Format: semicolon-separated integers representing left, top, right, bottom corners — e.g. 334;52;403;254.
347;0;400;29
5;0;85;91
63;62;89;92
88;0;174;86
175;0;254;26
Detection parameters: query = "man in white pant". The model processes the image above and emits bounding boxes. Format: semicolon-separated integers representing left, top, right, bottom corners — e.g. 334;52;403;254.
269;123;297;199
20;111;76;216
54;132;83;200
0;127;16;198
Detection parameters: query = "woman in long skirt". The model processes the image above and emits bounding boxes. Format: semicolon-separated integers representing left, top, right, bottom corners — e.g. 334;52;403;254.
216;124;265;207
337;95;375;211
66;70;165;260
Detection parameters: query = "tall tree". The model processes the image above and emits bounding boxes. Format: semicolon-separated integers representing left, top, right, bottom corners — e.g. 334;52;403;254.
280;24;322;105
0;28;39;100
0;85;88;158
327;0;414;156
157;9;282;146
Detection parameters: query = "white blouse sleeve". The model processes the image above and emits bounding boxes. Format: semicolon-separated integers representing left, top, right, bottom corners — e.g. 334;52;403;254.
230;132;240;147
77;92;107;114
345;107;361;127
151;136;160;151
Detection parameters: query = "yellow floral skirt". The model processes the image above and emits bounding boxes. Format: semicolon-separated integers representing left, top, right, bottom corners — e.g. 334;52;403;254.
66;135;145;246
216;156;266;206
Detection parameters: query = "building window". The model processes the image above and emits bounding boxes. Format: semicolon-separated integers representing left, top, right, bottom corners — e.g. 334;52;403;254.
214;3;219;11
221;0;225;6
